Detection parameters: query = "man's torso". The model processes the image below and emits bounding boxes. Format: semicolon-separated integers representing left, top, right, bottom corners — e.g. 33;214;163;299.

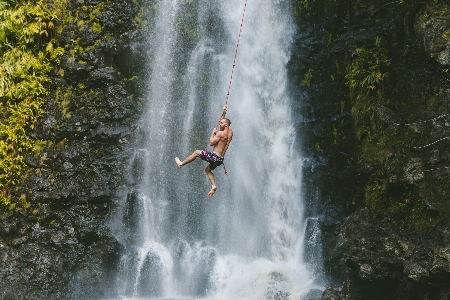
212;128;230;157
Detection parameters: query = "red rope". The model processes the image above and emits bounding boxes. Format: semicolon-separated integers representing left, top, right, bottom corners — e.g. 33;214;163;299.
219;0;249;176
217;0;248;126
225;0;248;107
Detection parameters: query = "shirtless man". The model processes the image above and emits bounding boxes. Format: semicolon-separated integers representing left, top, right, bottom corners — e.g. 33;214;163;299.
175;106;233;196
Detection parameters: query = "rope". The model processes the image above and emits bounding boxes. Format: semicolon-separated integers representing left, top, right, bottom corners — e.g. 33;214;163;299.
394;113;450;126
225;0;248;108
217;0;249;176
412;136;450;149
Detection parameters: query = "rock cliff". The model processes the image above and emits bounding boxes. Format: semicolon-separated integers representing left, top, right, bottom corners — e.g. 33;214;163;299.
0;0;147;298
292;0;450;299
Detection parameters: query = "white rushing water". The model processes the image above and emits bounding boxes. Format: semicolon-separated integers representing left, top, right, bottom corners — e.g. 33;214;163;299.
114;0;323;299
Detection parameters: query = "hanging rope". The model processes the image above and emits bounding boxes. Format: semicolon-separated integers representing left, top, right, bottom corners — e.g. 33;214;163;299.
217;0;249;126
225;0;249;108
217;0;249;176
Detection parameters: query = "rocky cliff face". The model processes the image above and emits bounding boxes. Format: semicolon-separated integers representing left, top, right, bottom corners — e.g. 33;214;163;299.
292;0;450;299
0;0;147;298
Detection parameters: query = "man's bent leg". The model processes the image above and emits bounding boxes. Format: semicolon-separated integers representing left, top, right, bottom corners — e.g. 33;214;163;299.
205;165;217;196
175;150;201;168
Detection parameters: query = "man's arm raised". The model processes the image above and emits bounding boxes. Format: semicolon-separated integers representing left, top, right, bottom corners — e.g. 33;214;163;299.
220;106;227;119
209;127;220;146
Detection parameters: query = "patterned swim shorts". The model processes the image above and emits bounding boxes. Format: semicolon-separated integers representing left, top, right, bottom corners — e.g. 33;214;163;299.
199;149;224;170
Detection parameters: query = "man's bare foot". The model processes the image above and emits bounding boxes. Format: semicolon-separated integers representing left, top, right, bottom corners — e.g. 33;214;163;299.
208;186;217;196
175;157;183;168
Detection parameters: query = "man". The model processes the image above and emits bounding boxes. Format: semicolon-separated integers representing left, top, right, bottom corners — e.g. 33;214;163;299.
175;106;233;196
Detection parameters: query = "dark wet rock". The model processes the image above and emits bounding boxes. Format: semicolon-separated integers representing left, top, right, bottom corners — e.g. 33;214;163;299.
292;0;450;299
303;288;323;300
89;67;120;87
334;210;450;299
414;2;450;65
63;60;94;83
0;0;145;298
0;204;123;299
321;287;344;300
403;157;424;184
11;236;28;247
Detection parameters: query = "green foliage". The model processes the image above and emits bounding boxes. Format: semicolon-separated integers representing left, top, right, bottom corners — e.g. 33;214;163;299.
176;14;198;43
0;0;61;207
134;1;159;28
345;37;391;92
293;0;357;24
364;180;387;213
301;68;312;86
298;0;310;10
0;1;57;52
314;141;323;152
345;37;440;226
92;22;102;33
50;46;64;65
175;1;199;44
344;38;394;216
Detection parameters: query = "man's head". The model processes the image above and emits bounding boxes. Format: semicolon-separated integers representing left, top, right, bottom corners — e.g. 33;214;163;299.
220;118;231;127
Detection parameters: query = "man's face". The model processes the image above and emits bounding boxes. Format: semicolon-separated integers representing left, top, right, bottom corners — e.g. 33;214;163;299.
219;119;228;128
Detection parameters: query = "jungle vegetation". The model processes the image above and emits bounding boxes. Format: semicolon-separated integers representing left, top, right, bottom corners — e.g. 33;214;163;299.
0;0;63;209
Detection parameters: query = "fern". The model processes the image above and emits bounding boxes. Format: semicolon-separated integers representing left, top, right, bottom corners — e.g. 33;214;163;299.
0;0;62;208
345;37;391;92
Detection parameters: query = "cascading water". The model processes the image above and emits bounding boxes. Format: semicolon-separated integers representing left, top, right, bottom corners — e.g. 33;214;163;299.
113;0;324;298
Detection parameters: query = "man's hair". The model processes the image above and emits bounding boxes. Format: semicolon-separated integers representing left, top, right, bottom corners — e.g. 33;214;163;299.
223;118;231;126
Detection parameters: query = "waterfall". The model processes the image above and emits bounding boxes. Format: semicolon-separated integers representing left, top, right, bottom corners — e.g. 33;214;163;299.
113;0;324;298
